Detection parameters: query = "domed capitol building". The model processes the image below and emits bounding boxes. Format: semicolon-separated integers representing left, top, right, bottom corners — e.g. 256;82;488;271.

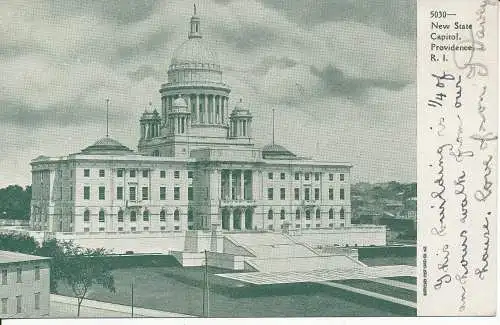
29;8;386;257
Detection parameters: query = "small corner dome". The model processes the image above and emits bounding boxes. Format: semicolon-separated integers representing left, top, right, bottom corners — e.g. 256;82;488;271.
261;143;296;159
173;96;188;107
80;137;133;155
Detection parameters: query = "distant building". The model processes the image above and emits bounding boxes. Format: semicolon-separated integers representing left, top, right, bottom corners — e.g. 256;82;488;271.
0;251;50;318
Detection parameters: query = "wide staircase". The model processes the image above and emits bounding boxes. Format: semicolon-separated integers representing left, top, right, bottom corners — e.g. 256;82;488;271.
225;232;360;273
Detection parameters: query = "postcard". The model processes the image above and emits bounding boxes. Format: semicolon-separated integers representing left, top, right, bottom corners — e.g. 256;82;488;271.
0;0;496;321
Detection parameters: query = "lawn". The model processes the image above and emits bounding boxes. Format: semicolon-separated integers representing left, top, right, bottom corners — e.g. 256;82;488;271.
56;266;415;317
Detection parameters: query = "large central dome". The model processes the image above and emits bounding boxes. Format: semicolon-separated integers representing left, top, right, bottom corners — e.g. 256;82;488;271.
171;37;219;67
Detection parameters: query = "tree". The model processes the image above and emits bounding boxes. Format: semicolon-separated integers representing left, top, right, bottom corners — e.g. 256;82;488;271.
38;240;116;316
0;185;32;220
0;232;38;254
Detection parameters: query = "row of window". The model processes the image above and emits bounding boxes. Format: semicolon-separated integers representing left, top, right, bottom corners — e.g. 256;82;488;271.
83;209;193;223
267;188;345;201
265;208;346;220
83;169;193;179
1;267;40;285
83;225;183;232
271;223;344;230
1;294;40;314
268;172;345;182
83;186;193;201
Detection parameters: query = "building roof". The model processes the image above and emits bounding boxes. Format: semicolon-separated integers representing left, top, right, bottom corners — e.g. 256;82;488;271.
261;143;297;159
79;137;134;155
0;250;50;264
171;37;219;67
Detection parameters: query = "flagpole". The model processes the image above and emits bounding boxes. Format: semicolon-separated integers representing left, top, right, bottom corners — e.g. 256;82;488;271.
106;98;110;137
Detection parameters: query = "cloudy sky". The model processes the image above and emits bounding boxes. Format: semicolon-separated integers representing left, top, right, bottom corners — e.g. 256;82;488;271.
0;0;416;187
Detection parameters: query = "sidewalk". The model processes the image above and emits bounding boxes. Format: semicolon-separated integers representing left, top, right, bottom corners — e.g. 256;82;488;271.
49;294;195;318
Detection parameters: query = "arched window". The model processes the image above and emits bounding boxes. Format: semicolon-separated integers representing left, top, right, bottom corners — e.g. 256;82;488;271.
340;208;345;219
267;209;273;220
280;209;286;220
329;208;334;219
174;209;180;221
118;210;124;222
305;210;311;220
160;210;166;222
83;209;90;222
130;210;137;222
316;209;321;219
143;210;149;221
295;209;301;220
99;210;105;222
188;210;193;222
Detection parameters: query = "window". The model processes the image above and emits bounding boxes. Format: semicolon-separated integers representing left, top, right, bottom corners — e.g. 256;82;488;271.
295;224;300;228
160;210;166;222
1;269;7;285
340;173;345;181
130;211;136;222
83;186;90;200
329;173;334;181
174;226;180;231
316;209;321;219
174;171;180;179
340;223;344;227
34;266;40;281
306;224;310;228
99;227;105;232
294;172;300;180
268;225;273;230
340;188;345;200
143;210;149;221
304;173;310;181
174;187;180;200
280;188;286;200
329;208;334;219
188;210;193;222
1;298;7;314
160;187;166;200
144;227;149;231
99;186;105;200
305;210;311;220
160;170;166;178
280;172;286;180
142;187;149;200
118;227;123;232
84;227;90;232
294;188;300;200
117;186;123;200
268;172;273;180
329;223;334;228
267;188;274;200
70;186;73;200
142;170;149;178
280;209;286;220
117;169;124;177
99;169;105;177
130;170;136;178
16;295;21;314
340;208;345;219
99;210;105;222
131;227;137;232
16;268;22;283
174;210;180;221
188;187;193;201
314;188;320;200
267;209;273;220
160;226;166;231
316;224;320;228
84;169;90;177
118;210;124;222
129;187;136;201
188;171;193;179
84;210;90;222
304;188;310;201
295;209;301;220
329;188;334;200
315;172;320;181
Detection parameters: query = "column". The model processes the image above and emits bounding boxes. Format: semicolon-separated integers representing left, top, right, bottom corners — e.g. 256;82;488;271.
225;97;229;124
187;95;192;123
216;96;221;124
240;170;244;200
221;96;224;124
229;170;233;200
196;94;200;123
177;117;180;134
241;208;246;230
229;209;234;231
212;95;216;124
204;94;208;124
